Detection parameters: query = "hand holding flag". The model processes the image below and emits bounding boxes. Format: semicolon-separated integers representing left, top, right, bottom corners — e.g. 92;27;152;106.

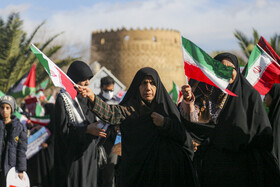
30;44;77;99
181;36;237;96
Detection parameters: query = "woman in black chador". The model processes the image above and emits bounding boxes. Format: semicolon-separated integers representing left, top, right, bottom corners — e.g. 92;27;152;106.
54;61;106;187
265;84;280;166
181;53;280;186
78;67;199;187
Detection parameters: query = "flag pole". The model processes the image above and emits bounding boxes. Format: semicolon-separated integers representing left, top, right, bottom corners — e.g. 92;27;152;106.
180;35;188;84
31;43;79;87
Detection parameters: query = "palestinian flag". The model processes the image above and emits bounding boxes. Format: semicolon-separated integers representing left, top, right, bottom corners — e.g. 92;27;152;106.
168;81;182;105
181;37;236;96
7;63;36;98
258;36;280;83
244;44;280;95
30;44;77;99
30;115;50;126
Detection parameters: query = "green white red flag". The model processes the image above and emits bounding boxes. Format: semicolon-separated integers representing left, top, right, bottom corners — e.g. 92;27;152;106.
168;81;182;105
258;36;280;84
30;44;77;99
244;43;280;95
181;36;236;96
30;115;50;126
7;63;36;98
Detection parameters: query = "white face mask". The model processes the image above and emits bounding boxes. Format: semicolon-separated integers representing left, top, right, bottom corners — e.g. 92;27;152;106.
102;91;114;100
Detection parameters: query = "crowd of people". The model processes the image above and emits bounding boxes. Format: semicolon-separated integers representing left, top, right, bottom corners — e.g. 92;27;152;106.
0;53;280;187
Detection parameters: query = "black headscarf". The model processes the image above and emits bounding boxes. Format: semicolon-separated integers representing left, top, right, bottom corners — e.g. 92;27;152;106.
267;84;280;164
268;84;280;123
67;61;93;83
211;53;272;152
119;67;198;187
187;53;280;186
120;67;181;121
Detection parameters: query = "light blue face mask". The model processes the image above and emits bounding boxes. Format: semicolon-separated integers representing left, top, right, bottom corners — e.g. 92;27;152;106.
102;91;114;100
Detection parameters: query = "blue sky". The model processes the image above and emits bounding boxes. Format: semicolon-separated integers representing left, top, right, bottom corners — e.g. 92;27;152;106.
1;0;280;61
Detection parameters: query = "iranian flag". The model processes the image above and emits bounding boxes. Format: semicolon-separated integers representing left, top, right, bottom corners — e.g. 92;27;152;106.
182;37;236;96
7;63;36;98
169;81;182;105
258;36;280;84
244;44;280;95
30;115;50;126
30;44;77;99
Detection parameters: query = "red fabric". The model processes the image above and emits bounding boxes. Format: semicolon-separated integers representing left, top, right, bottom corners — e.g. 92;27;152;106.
253;61;280;95
258;36;280;83
184;61;236;96
23;63;36;88
57;67;77;99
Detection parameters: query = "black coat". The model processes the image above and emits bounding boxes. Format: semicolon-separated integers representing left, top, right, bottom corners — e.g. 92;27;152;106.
0;116;27;175
268;84;280;166
54;92;98;187
113;67;198;186
27;103;55;187
185;53;280;187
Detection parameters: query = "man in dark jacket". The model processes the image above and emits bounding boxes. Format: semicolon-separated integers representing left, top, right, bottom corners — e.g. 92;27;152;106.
0;95;27;186
97;76;120;187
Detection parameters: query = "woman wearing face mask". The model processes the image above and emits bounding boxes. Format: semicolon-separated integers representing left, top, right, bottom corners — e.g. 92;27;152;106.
180;53;280;186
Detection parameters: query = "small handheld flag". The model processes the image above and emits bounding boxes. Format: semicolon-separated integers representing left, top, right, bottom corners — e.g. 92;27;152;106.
30;44;77;99
181;36;236;96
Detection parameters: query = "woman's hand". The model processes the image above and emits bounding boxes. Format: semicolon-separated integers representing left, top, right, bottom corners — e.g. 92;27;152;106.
86;121;107;138
18;172;23;180
151;112;164;127
76;85;95;102
192;140;200;152
181;85;194;102
41;142;48;149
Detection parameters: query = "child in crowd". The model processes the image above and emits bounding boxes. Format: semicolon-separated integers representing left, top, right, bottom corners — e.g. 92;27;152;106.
0;95;27;186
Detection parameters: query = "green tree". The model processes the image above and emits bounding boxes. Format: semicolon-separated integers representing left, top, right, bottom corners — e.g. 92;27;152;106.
234;28;280;60
0;13;77;93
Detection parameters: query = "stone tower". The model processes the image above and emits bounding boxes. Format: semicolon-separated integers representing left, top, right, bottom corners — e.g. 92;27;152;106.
90;28;185;91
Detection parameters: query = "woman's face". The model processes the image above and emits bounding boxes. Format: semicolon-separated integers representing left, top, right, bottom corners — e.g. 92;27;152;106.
139;75;157;103
221;58;237;84
77;79;90;86
264;94;272;107
0;103;12;119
